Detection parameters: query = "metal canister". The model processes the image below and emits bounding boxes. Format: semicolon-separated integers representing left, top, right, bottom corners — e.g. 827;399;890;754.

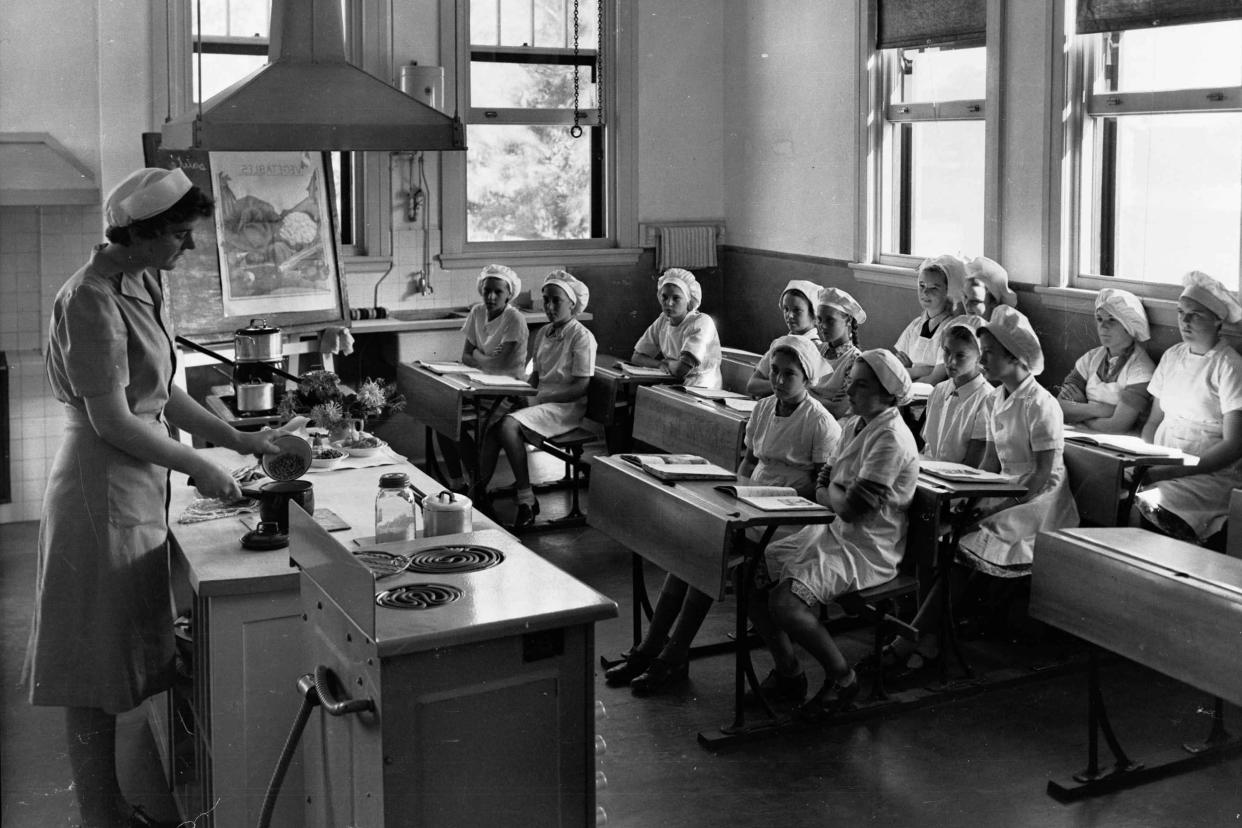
422;490;473;537
234;318;282;362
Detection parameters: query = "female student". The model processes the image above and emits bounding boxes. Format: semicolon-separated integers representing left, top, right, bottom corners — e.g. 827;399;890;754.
1136;271;1242;550
924;256;1017;386
748;350;920;716
25;167;281;828
437;264;530;491
921;322;991;465
630;268;722;388
603;336;838;695
815;286;868;419
745;279;826;396
477;270;597;529
1056;288;1154;435
894;255;965;381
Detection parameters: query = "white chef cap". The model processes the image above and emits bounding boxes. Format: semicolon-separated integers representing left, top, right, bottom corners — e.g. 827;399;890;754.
542;270;590;314
1094;288;1150;342
980;305;1045;376
817;286;868;325
1180;271;1242;325
768;334;827;386
918;254;969;291
780;280;823;313
857;349;913;406
658;268;702;310
105;167;193;228
477;264;521;299
965;256;1018;308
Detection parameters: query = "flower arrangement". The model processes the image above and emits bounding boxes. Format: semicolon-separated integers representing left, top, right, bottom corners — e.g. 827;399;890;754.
279;369;406;439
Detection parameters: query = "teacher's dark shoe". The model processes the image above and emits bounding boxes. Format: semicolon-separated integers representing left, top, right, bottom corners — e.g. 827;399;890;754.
603;649;654;687
511;500;540;530
629;657;689;696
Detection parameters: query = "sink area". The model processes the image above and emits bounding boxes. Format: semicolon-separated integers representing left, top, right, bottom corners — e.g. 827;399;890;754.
383;308;470;321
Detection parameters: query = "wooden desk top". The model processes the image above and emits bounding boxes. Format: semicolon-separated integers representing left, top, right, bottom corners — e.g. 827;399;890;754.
632;385;751;469
915;471;1028;500
1062;436;1187;468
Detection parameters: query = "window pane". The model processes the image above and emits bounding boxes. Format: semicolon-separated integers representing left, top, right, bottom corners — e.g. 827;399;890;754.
1101;21;1242;94
471;0;597;48
894;45;986;103
471;60;596;109
194;0;270;38
192;53;267;102
887;121;985;257
1110;113;1241;290
466;125;595;242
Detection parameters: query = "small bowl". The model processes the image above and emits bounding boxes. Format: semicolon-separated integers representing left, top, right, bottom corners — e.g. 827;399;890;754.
334;435;387;458
261;434;312;480
310;446;347;470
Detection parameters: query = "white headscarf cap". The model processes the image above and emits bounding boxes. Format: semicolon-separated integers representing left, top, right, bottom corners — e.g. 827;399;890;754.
780;280;823;313
1180;271;1242;325
768;334;826;386
658;268;702;310
105;167;193;228
478;264;521;299
817;286;867;325
1095;288;1150;342
965;256;1018;308
858;349;913;407
542;270;590;314
980;305;1045;376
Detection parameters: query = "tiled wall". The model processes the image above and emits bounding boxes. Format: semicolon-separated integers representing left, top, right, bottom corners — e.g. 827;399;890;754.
0;205;100;524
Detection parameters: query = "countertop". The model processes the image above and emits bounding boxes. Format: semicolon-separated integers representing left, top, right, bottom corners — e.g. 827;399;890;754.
348;307;591;334
168;445;497;597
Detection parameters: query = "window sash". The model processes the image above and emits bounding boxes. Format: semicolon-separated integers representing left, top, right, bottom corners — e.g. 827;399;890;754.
877;0;986;49
1076;0;1242;36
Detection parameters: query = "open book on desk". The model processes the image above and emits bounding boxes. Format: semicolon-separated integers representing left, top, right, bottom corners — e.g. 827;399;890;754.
919;460;1012;484
1063;429;1183;458
615;361;670;378
619;453;738;481
681;386;749;401
714;484;822;511
466;372;532;388
418;361;472;374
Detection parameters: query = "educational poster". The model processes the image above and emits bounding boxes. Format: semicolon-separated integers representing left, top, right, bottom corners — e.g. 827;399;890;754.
212;151;339;316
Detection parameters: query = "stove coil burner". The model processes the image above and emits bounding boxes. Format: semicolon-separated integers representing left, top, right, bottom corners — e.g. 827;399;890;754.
404;545;505;574
375;583;463;610
353;549;409;578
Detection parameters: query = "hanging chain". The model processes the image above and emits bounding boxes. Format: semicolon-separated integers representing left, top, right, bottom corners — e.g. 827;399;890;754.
570;0;583;138
595;0;605;126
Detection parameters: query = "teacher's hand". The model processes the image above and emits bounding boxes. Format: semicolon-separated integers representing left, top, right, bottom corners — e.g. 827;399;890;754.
192;458;243;501
235;429;282;457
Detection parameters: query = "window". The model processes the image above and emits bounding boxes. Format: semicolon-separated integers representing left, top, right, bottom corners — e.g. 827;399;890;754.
169;0;367;253
858;0;991;269
1073;19;1242;292
440;0;638;266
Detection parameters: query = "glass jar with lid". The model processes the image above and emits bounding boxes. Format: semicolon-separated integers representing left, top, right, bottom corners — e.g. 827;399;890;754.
375;472;422;542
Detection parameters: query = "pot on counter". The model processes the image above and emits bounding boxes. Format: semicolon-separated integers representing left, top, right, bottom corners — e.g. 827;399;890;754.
423;490;473;537
235;380;275;414
242;479;315;535
234;318;282;362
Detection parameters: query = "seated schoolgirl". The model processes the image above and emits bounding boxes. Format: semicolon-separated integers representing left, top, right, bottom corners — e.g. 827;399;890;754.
925;256;1017;386
745;280;826;396
629;268;722;388
921;322;990;465
880;307;1078;674
893;255;965;381
814;286;867;419
747;350;920;716
1056;288;1154;435
603;336;839;695
437;264;530;491
1135;271;1242;551
476;271;597;529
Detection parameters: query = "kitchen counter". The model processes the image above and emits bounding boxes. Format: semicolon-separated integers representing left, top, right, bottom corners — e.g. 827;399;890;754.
348;306;591;334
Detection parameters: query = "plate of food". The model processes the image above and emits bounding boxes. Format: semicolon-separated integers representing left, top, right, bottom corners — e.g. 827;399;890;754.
334;434;388;458
310;444;347;469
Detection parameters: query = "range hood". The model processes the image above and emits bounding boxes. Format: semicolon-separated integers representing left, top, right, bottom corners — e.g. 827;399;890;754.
0;133;99;206
160;0;465;152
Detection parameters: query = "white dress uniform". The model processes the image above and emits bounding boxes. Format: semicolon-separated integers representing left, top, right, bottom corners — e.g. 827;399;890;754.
461;303;530;378
745;394;840;492
895;311;951;368
1137;341;1242;540
1073;345;1155;413
510;317;597;438
957;375;1079;576
921;373;992;464
632;310;723;389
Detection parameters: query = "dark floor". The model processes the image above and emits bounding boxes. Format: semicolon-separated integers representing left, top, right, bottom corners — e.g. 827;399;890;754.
3;459;1242;827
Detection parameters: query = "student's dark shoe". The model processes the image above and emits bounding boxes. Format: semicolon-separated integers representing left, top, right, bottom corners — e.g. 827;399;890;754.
603;649;654;687
511;500;540;530
629;657;689;696
795;673;860;721
745;668;808;706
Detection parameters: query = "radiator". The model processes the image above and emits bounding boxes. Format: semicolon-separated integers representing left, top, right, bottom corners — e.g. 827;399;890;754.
655;224;719;270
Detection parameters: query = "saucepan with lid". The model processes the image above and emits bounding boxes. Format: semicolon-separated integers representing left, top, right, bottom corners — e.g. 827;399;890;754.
234;318;282;362
241;434;315;547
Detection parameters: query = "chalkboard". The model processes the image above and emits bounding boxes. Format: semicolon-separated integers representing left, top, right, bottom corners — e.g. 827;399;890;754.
142;134;349;342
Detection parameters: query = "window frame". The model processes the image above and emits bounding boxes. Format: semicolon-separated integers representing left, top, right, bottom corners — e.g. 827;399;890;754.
1066;20;1242;298
437;0;639;269
854;0;1003;278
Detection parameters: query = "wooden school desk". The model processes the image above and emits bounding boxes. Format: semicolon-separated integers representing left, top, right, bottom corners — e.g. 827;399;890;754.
1031;527;1242;800
588;455;834;744
395;362;536;496
587;354;680;453
1061;435;1185;526
909;469;1027;682
631;385;751;469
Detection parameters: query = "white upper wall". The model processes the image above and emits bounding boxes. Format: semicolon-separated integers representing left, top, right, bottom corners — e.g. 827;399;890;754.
636;0;726;223
721;0;857;259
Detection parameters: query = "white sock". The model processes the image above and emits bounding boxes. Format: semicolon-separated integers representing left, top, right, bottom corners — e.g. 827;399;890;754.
516;487;536;506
